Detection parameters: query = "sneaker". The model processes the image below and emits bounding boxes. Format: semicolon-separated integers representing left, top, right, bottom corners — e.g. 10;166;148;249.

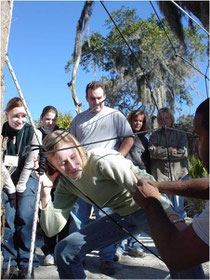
18;267;34;279
43;254;55;266
2;266;19;279
113;251;122;262
128;249;146;258
99;261;115;276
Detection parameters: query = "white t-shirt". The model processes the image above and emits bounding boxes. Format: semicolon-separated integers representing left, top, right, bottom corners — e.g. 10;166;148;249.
69;106;133;151
192;202;209;245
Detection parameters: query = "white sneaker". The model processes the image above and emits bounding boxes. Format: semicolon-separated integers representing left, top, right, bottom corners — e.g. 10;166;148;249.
43;254;55;266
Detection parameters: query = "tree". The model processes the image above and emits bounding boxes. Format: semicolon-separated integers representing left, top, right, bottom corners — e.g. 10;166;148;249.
66;6;207;116
56;112;72;130
67;1;94;114
1;0;14;247
176;113;195;156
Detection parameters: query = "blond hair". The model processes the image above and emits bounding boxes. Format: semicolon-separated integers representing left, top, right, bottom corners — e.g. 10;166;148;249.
43;130;87;167
157;107;174;127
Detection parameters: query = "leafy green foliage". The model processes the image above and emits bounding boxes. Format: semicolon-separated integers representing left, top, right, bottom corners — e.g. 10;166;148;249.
184;155;208;218
66;6;207;116
189;156;208;179
56;112;72;130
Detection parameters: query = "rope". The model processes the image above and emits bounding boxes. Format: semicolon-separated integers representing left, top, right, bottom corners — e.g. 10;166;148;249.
204;61;209;98
99;0;194;191
149;2;209;81
5;55;43;279
5;58;192;275
99;0;207;187
31;126;194;156
149;1;177;54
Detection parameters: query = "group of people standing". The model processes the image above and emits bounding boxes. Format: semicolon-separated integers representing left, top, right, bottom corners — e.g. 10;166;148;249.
1;80;209;279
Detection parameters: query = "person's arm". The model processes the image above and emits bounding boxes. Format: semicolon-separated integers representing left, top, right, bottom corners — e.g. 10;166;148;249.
40;172;59;208
148;130;169;160
150;178;209;200
40;174;78;237
16;129;42;192
118;136;134;156
148;129;189;161
132;182;209;270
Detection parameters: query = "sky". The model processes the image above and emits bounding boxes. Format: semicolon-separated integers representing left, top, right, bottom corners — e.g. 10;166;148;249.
3;0;209;122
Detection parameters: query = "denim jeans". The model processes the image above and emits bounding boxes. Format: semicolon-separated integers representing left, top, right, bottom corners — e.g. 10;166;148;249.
166;175;190;219
55;208;204;279
2;174;40;269
70;198;116;261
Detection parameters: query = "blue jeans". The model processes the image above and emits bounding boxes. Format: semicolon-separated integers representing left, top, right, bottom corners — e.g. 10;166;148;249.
70;198;116;261
2;174;40;269
166;175;190;219
55;208;204;279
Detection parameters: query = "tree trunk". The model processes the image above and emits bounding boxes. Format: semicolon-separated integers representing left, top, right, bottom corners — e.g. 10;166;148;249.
1;0;13;115
1;0;13;262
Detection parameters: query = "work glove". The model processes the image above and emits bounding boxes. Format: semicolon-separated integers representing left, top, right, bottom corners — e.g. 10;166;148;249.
8;192;16;208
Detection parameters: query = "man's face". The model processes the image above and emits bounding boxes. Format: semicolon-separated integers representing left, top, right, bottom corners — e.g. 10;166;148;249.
193;113;209;172
86;87;106;114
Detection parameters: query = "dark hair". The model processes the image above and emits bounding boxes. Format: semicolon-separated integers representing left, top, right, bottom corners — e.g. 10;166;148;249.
40;106;58;120
5;97;23;112
85;81;104;97
195;98;209;131
127;110;147;132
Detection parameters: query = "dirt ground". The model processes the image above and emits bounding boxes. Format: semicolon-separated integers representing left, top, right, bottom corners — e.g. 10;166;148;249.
34;233;209;279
